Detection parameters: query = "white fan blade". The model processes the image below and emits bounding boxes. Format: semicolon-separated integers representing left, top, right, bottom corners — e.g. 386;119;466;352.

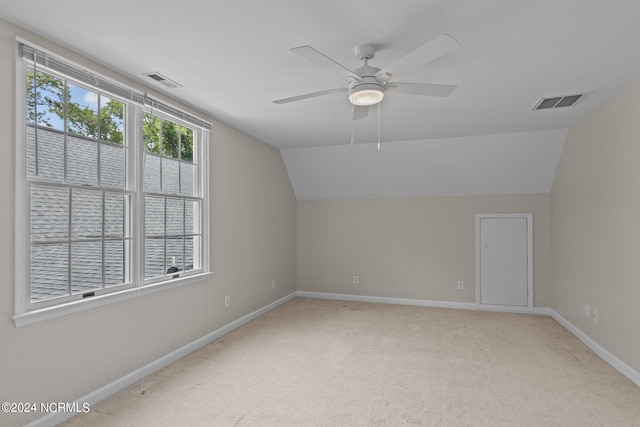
375;34;460;79
273;87;348;104
352;105;369;120
385;82;457;97
291;46;362;81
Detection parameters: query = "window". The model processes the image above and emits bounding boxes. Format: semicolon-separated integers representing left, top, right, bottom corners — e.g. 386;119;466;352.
14;41;210;322
142;113;202;281
25;66;132;305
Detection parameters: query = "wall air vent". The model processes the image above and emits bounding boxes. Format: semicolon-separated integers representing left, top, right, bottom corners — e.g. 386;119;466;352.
143;72;182;89
532;93;587;110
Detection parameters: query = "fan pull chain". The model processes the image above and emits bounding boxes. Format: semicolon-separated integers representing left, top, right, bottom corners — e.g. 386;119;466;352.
377;103;381;150
351;105;355;145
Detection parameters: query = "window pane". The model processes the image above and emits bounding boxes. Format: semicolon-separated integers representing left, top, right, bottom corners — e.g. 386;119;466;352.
31;186;69;242
71;241;102;294
143;153;161;193
105;240;126;286
145;196;165;236
26;126;65;183
145;238;165;278
185;236;199;271
166;199;184;236
180;162;195;196
67;83;98;138
100;143;125;189
162;120;180;159
67;135;98;186
180;127;193;162
31;243;69;301
161;158;180;195
185;200;198;235
100;97;124;144
26;68;65;131
143;113;161;154
72;190;102;239
105;193;126;238
166;237;184;273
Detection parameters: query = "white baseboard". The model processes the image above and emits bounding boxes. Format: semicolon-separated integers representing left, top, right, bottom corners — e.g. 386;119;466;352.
296;291;551;315
26;292;297;427
550;309;640;388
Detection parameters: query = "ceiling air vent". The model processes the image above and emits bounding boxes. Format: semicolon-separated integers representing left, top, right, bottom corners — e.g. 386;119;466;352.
143;72;182;89
532;93;586;110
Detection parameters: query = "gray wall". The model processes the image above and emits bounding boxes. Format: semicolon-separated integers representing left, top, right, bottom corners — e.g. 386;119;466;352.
0;19;296;426
551;79;640;374
298;194;551;307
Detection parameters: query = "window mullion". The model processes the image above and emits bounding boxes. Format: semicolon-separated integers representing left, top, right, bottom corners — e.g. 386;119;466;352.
97;93;102;188
178;126;182;195
159;119;163;193
63;80;68;183
183;199;186;273
102;190;106;290
32;61;39;176
164;197;167;275
64;80;72;297
68;187;73;297
131;105;145;288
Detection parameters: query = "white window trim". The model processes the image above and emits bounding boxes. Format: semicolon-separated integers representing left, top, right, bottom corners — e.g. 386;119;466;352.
12;272;213;327
14;42;29;319
13;39;211;326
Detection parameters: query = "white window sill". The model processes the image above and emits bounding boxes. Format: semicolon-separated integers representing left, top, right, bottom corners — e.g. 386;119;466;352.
12;272;212;327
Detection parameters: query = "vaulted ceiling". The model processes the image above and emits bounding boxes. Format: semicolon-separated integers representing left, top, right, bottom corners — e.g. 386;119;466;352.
1;0;639;199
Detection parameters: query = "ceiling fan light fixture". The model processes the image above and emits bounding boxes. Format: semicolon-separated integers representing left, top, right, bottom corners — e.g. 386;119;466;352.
349;83;384;106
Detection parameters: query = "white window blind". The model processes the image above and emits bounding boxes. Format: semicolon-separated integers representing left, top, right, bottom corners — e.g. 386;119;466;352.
18;42;212;131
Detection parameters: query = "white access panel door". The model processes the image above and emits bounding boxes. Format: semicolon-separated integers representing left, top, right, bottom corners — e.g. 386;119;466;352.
477;215;531;307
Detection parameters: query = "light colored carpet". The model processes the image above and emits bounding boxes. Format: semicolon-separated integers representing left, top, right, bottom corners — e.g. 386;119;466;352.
62;298;640;426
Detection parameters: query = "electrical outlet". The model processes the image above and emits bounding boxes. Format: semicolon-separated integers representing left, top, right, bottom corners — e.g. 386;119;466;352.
272;280;276;290
593;309;599;322
457;281;464;290
225;296;230;308
353;275;359;284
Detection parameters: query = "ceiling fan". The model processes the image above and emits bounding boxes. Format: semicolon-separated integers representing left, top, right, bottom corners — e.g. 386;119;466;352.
273;34;461;119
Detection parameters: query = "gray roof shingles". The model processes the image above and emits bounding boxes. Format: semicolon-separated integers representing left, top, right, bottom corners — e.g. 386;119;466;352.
27;126;197;301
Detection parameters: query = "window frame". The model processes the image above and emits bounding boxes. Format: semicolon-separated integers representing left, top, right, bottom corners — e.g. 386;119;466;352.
23;65;136;310
139;108;206;286
13;39;210;327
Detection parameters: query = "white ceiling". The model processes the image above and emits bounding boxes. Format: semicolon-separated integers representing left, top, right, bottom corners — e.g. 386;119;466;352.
1;0;640;199
282;129;568;199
